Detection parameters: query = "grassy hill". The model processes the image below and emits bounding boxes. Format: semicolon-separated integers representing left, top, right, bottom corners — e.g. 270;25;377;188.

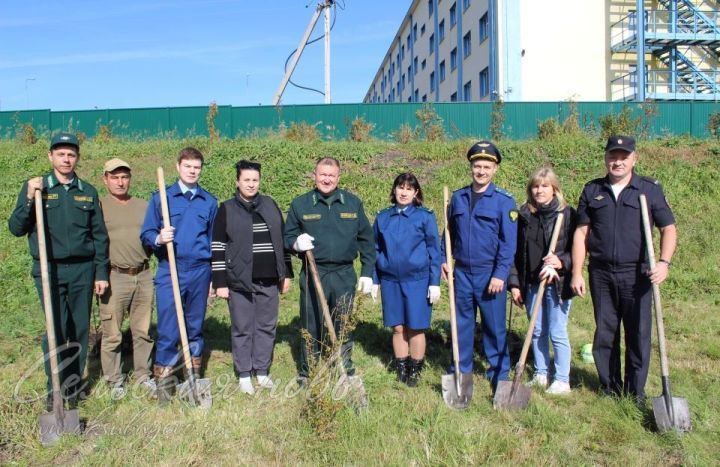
0;135;718;464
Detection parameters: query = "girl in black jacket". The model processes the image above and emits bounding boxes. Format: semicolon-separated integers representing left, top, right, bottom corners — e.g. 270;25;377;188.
508;167;577;395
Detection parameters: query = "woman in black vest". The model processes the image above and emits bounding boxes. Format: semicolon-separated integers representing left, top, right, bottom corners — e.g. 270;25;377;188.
211;160;293;394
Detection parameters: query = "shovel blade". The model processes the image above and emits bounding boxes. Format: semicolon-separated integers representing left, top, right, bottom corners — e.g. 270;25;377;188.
493;380;531;411
39;409;80;446
177;378;212;409
441;373;473;409
652;395;692;432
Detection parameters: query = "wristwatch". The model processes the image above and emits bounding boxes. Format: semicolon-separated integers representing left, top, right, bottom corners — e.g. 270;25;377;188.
658;259;672;268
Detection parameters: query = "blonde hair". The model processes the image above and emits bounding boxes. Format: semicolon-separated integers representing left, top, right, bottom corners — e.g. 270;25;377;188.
525;167;567;213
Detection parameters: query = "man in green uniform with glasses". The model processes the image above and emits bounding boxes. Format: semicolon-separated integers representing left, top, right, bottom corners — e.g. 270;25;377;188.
9;132;109;410
285;156;375;386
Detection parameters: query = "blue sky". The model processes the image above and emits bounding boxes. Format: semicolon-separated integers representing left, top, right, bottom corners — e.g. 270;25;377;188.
0;0;409;111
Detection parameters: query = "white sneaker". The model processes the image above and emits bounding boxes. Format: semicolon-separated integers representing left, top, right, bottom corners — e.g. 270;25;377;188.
110;384;126;400
257;375;274;389
546;380;571;395
527;374;548;388
239;376;255;395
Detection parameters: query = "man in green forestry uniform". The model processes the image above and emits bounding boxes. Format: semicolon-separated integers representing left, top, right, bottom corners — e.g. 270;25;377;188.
8;132;109;410
284;157;375;384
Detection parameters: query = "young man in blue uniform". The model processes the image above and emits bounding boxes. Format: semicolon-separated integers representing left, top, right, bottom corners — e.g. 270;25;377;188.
571;136;676;405
9;132;109;410
141;147;218;403
442;141;518;391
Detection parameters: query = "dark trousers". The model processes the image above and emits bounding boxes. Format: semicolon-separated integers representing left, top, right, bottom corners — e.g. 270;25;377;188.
33;260;94;398
154;264;211;366
298;265;356;378
589;266;653;398
227;283;279;376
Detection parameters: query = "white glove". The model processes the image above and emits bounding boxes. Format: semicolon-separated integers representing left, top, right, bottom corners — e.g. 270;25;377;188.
293;233;315;252
370;284;379;302
357;277;373;295
539;265;560;283
427;285;441;304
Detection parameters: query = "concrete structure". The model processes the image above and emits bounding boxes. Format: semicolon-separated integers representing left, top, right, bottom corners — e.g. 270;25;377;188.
364;0;719;103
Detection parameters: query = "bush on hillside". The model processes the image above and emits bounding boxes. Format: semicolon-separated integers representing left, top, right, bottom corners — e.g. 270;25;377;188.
348;117;374;142
285;122;320;143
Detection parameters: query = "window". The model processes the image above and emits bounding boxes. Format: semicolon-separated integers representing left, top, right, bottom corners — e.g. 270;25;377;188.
413;23;418;40
429;33;435;54
479;13;488;42
450;3;457;28
408;96;412;102
402;73;406;90
408;65;412;78
421;24;426;36
422;94;428;102
428;0;434;17
439;19;445;42
391;63;395;76
401;45;405;61
407;34;412;48
421;59;427;70
450;47;457;70
430;71;436;92
463;31;471;58
463;0;470;11
439;60;446;82
414;57;418;75
450;92;458;102
463;80;472;101
396;52;400;65
414;89;419;101
479;67;489;98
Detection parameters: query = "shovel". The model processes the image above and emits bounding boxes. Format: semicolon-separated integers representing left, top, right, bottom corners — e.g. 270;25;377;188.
440;186;473;409
494;212;564;411
157;168;212;409
639;195;691;432
304;249;368;410
35;189;81;446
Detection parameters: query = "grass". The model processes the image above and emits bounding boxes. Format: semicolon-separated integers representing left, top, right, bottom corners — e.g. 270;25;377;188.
0;134;719;464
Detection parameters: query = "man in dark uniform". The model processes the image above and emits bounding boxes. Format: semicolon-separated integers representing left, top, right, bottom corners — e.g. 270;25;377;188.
284;157;375;384
9;132;109;410
571;135;677;404
441;141;517;391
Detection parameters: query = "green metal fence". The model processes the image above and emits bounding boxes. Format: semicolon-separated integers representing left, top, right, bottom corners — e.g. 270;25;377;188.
1;101;718;140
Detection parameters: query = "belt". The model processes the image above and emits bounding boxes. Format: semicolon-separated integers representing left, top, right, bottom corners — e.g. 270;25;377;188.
111;262;149;275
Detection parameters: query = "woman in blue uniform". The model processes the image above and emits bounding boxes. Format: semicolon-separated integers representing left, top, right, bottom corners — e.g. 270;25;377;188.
372;173;441;387
508;167;577;394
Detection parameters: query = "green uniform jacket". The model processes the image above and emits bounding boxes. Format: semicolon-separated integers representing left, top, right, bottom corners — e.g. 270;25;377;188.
8;172;110;281
284;188;375;277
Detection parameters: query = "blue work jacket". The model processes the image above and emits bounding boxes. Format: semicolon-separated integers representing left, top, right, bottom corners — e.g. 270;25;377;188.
141;181;218;269
372;204;441;285
442;183;518;280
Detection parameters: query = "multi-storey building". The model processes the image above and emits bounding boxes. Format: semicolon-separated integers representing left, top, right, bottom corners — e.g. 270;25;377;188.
364;0;720;103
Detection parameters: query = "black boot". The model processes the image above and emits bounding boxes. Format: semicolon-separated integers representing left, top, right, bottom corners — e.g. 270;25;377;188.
395;357;409;383
406;358;424;387
154;365;175;406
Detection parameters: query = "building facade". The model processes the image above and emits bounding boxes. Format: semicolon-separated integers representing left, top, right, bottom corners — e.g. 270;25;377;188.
364;0;719;103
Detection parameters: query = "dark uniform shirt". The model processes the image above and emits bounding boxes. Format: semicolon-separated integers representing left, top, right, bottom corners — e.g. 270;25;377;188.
284;188;375;277
8;172;109;280
576;173;675;271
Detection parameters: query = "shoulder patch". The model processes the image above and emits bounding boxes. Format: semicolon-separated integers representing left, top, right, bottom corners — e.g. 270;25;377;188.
377;206;393;215
640;175;659;185
509;209;519;222
419;206;434;213
496;188;515;199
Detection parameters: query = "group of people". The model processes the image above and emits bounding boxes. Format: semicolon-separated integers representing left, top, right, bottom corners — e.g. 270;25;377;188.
9;132;676;412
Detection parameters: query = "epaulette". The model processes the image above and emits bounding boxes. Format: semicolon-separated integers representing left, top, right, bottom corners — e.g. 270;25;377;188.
495;187;515;199
639;175;659;185
376;206;394;215
419;206;434;213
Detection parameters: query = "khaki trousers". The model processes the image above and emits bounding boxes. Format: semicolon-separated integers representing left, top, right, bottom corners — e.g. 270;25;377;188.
100;268;154;384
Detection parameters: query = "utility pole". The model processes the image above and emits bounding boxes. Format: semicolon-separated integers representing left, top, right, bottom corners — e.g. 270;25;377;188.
273;0;334;106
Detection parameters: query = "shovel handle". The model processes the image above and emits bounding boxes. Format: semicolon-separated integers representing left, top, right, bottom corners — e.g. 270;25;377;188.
516;213;565;370
443;187;461;380
640;196;672;381
304;249;338;345
35;189;65;417
157;168;196;381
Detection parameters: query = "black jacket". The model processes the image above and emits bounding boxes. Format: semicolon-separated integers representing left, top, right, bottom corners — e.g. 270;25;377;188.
508;203;577;300
211;192;293;292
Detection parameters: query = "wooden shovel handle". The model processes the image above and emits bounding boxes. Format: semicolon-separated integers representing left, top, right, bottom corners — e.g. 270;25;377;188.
443;186;461;373
640;194;671;379
157;167;194;377
304;249;338;345
517;212;565;368
35;189;64;405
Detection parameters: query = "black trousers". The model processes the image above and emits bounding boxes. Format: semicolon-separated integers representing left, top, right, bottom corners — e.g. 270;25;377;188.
589;266;653;398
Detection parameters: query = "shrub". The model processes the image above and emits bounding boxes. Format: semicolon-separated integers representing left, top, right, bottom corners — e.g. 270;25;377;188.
538;118;562;140
707;112;720;139
394;123;416;144
285;122;320;143
96;124;113;144
490;99;505;141
207;101;220;141
599;106;641;140
16;123;37;145
415;103;445;141
348;117;374;142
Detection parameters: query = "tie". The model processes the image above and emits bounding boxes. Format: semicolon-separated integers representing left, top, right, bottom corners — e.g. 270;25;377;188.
184;191;193;201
